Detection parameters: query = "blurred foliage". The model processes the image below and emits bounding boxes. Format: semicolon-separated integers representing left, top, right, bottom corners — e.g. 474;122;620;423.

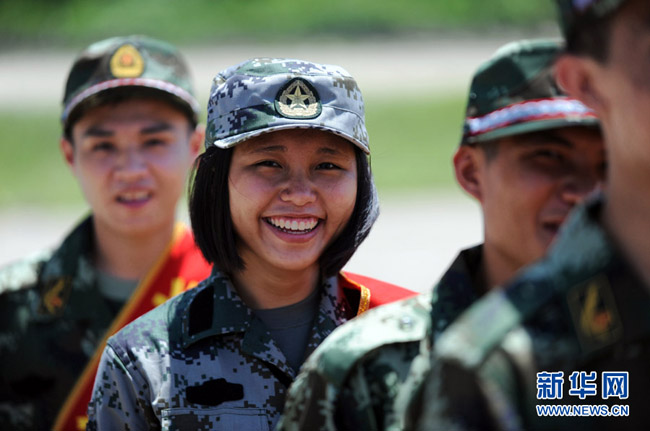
0;93;464;206
0;0;555;48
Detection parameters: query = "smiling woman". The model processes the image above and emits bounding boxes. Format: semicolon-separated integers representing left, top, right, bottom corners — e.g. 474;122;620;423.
228;130;358;305
86;57;415;431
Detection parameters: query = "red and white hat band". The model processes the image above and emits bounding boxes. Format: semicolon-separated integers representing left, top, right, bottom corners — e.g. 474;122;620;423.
466;97;597;137
62;77;200;121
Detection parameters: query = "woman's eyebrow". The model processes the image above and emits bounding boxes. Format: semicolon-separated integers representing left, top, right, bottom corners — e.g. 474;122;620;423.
251;145;287;154
317;146;345;155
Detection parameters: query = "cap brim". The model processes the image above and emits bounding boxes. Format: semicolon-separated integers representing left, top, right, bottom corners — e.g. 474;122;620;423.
211;123;370;154
62;78;200;124
463;115;600;145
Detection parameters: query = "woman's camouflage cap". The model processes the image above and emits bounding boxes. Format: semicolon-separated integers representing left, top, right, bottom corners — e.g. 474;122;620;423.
461;38;599;146
555;0;626;37
62;35;200;126
205;58;369;154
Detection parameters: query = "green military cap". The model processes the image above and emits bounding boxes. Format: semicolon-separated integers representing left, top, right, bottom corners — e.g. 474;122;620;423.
461;38;598;146
556;0;626;37
62;35;200;127
205;57;369;154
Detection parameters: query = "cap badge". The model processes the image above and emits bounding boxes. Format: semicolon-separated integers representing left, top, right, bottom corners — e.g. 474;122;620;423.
275;78;322;119
110;44;145;78
40;278;70;316
567;276;622;353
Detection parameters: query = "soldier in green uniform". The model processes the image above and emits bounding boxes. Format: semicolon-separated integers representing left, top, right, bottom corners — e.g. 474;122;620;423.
414;1;650;430
0;36;211;431
277;39;606;431
86;57;415;431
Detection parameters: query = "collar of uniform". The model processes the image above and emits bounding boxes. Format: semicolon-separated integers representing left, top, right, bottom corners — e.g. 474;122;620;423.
504;195;615;317
180;270;252;349
180;271;353;350
242;275;348;381
40;215;95;282
435;197;615;368
36;214;96;317
303;274;355;359
499;196;618;358
503;193;650;359
430;244;485;341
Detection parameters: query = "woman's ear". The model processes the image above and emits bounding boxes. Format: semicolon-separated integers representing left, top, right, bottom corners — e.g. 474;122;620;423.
453;145;484;202
555;54;605;114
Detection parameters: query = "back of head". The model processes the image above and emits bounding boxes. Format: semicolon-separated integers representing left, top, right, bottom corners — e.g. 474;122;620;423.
461;38;598;146
555;0;627;61
62;35;200;138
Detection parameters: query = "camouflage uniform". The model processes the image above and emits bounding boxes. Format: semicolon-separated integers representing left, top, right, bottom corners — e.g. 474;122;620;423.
278;39;601;431
87;269;375;430
416;2;648;430
0;218;108;429
0;218;210;431
87;57;416;430
0;36;205;430
419;196;650;430
277;246;483;431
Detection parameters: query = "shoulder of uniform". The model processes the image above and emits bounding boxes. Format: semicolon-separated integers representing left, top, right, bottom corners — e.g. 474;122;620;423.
434;204;614;370
0;249;51;296
107;280;203;356
434;251;605;370
307;292;432;388
434;288;524;370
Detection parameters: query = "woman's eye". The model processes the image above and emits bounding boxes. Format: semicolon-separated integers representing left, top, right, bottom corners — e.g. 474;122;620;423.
316;162;340;170
256;160;281;168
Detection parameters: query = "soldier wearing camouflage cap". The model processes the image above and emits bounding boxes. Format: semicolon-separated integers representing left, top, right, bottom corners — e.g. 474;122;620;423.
416;1;650;429
0;35;211;430
277;39;605;431
86;57;415;431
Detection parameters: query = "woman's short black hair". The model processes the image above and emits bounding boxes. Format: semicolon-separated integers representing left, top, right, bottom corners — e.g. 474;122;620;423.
189;138;378;278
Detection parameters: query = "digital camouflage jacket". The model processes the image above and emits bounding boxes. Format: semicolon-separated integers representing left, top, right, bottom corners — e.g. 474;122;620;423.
277;246;485;431
86;269;413;431
0;217;211;431
420;197;650;430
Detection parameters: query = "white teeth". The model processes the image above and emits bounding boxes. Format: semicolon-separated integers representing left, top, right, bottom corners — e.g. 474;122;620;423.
119;191;150;202
267;217;318;233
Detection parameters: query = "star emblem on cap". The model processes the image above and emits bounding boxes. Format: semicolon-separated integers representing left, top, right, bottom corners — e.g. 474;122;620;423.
287;85;311;110
275;78;322;119
110;44;145;78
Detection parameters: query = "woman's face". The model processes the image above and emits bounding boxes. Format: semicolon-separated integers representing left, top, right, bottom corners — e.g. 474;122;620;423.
228;129;358;275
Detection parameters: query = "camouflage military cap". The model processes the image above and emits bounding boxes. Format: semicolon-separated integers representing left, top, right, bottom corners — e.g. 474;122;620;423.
461;38;598;146
205;58;369;154
555;0;626;37
62;35;200;126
